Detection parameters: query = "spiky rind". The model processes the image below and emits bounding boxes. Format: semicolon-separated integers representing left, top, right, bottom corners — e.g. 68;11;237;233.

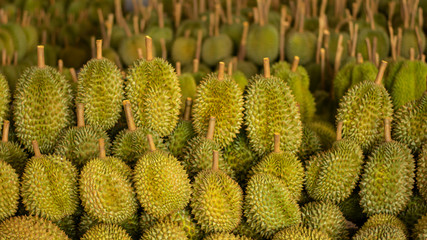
0;141;27;175
79;212;140;238
360;141;415;216
398;195;427;229
204;232;253;240
0;215;70;239
134;150;192;219
272;225;332;240
141;221;188;240
352;224;406;240
305;121;336;150
191;169;243;233
80;157;138;224
21;155;78;221
77;58;124;131
167;120;195;159
418;145;427;201
192;73;244;148
298;126;322;161
245;75;302;156
414;215;427;240
81;224;133;240
360;214;408;236
126;58;181;137
0;73;9;128
0;160;19;221
338;193;366;225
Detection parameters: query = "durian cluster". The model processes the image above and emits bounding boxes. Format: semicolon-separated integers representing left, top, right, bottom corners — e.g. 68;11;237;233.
0;0;426;240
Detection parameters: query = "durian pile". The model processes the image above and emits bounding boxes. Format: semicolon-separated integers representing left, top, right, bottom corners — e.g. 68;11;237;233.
0;0;426;239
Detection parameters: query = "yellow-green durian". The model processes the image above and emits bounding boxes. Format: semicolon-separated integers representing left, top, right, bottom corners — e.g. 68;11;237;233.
356;26;390;60
360;214;408;236
414;214;427;240
0;73;9;128
76;40;124;131
54;214;77;240
305;121;336;150
298;125;322;161
0;159;19;222
141;220;188;240
118;34;156;66
0;215;70;239
204;232;253;240
352;224;406;240
338;192;366;225
272;225;332;240
202;34;233;66
81;224;133;240
178;72;197;114
0;120;27;175
246;24;279;65
398;195;427;230
285;30;317;66
418;144;427;201
172;37;196;66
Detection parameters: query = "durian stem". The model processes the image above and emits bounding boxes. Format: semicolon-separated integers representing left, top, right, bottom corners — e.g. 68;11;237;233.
226;0;233;24
13;51;18;66
2;120;10;142
280;7;287;61
137;48;143;59
1;49;6;66
32;140;42;157
273;133;281;153
145;36;153;61
389;25;397;61
263;58;270;78
410;48;415;61
291;56;300;72
335;35;344;74
228;61;233;75
133;15;140;35
357;53;364;63
58;59;63;73
105;14;114;48
419;8;423;29
410;0;419;29
212;150;219;171
199;0;206;14
90;36;96;58
384;118;392;142
298;1;305;33
209;12;215;37
193;59;199;73
76;103;85;128
323;30;330;63
320;48;326;89
257;0;264;26
184;98;192;121
375;53;379;67
147;134;156;152
415;27;423;59
69;68;78;83
160;38;167;59
375;60;388;85
158;3;164;29
174;1;182;28
37;45;45;68
253;7;259;25
206;116;216;140
238;21;249;61
372;37;377;64
365;38;372;62
397;28;402;57
350;24;358;57
99;139;106;158
176;62;182;76
196;30;203;61
96;40;103;59
218;62;225;80
388;1;396;26
193;0;199;20
336;121;343;141
97;8;107;41
123;100;137;132
214;4;220;36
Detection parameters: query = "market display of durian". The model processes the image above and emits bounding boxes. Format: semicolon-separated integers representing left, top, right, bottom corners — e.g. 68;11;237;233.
0;0;426;239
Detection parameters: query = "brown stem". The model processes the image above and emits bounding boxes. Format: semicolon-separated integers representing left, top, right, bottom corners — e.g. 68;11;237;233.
2;120;10;142
99;138;106;158
97;8;107;42
195;30;203;61
13;51;18;66
291;56;300;72
316;16;325;63
176;62;181;76
76;103;85;128
58;59;64;73
389;25;397;61
410;48;415;61
226;0;233;24
263;58;270;78
145;36;153;61
193;59;199;73
384;118;392;142
320;48;326;89
147;134;156;151
228;61;233;75
419;8;423;29
199;0;206;14
388;1;396;26
410;0;419;29
209;12;215;37
160;38;167;59
31;140;42;157
336;121;343;141
357;53;364;63
365;38;372;62
174;1;182;28
133;15;140;35
218;62;225;80
350;24;359;57
206;116;216;140
37;45;45;68
123;100;137;132
193;0;199;20
69;68;78;83
257;0;264;26
184;98;192;121
323;30;330;63
105;14;114;48
1;49;6;66
96;39;103;59
212;150;219;171
253;7;259;25
298;1;305;33
335;34;344;74
375;60;388;85
137;48;143;59
273;133;280;153
415;27;423;59
397;28;402;57
158;3;164;29
238;21;249;61
214;4;220;36
372;37;377;64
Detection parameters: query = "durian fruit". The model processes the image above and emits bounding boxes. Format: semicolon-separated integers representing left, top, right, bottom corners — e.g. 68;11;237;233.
305;121;336;150
338;192;366;226
0;120;27;175
113;100;166;166
383;60;427;109
0;23;27;60
285;29;317;66
298;125;322;161
126;36;181;137
336;61;393;152
191;151;243;233
352;224;406;240
183;117;234;178
356;25;390;60
13;45;73;154
21;140;79;222
244;173;301;238
398;194;427;230
400;28;426;60
233;219;264;240
0;215;70;239
204;232;253;240
134;135;192;219
76;40;123;131
251;133;305;201
359;118;416;216
55;103;111;168
414;215;427;240
245;58;303;156
119;33;157;66
172;36;196;66
145;3;174;56
202;33;233;67
246;23;279;65
392;91;426;153
0;73;9;128
359;214;408;236
271;57;316;122
418;145;427;201
305;122;364;203
141;220;188;240
167;98;195;159
177;64;197;114
301;201;348;240
0;159;19;222
81;224;132;240
192;62;244;148
272;225;332;240
80;139;138;224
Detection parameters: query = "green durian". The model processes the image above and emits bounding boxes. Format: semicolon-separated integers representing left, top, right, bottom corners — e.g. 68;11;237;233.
245;59;302;156
244;173;301;238
0;121;27;175
146;23;173;57
338;192;366;225
77;41;123;131
298;125;322;161
141;220;188;240
398;194;427;230
172;37;197;66
414;215;427;240
400;28;426;59
79;212;140;239
246;24;279;65
356;26;390;60
167;99;195;159
272;225;332;240
0;28;14;57
192;63;244;148
60;44;90;69
286;30;317;65
305;121;336;150
55;103;111;168
134;135;192;219
233;219;263;240
301;201;348;240
202;34;233;66
113;100;166;166
251;133;304;201
80;141;138;224
418;144;427;201
126;39;181;137
232;70;249;92
22;25;38;51
178;73;197;114
191;151;243;233
204;232;253;240
54;214;77;240
360;214;408;236
221;22;244;50
328;32;350;66
0;73;9;128
14;47;73;154
118;34;156;66
81;224;132;240
0;159;19;222
0;23;27;60
236;60;258;78
360;119;415;216
353;224;406;240
392;91;426;153
0;215;70;239
336;62;393;152
21;141;78;222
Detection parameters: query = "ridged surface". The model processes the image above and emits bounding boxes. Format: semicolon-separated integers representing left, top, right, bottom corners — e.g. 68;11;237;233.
0;73;9;128
167;120;195;159
298;126;322;161
204;232;253;240
0;160;19;221
81;224;132;240
272;225;332;240
0;216;70;239
141;221;188;240
305;121;336;150
418;145;427;201
352;224;406;240
0;141;27;175
398;195;427;229
414;215;427;240
79;212;140;238
360;214;408;236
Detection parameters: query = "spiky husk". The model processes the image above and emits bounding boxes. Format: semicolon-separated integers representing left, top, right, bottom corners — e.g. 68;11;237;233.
233;219;263;240
398;195;427;230
301;201;348;240
245;75;302;156
0;73;9;128
77;58;123;131
306;139;364;203
360;214;408;236
79;212;140;239
21;154;78;221
178;73;197;113
0;141;27;175
0;160;19;221
80;157;138;224
141;220;188;240
126;58;181;137
192;73;244;148
167;120;195;159
305;121;336;150
244;173;301;238
360;141;415;216
204;232;253;240
336;81;393;152
298;126;322;161
54;126;111;168
251;151;304;201
14;66;73;154
418;145;427;201
54;214;77;239
191;169;243;233
272;225;332;240
0;215;70;239
352;224;406;240
338;193;366;225
81;224;132;240
356;27;390;60
134;150;192;219
414;215;427;240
